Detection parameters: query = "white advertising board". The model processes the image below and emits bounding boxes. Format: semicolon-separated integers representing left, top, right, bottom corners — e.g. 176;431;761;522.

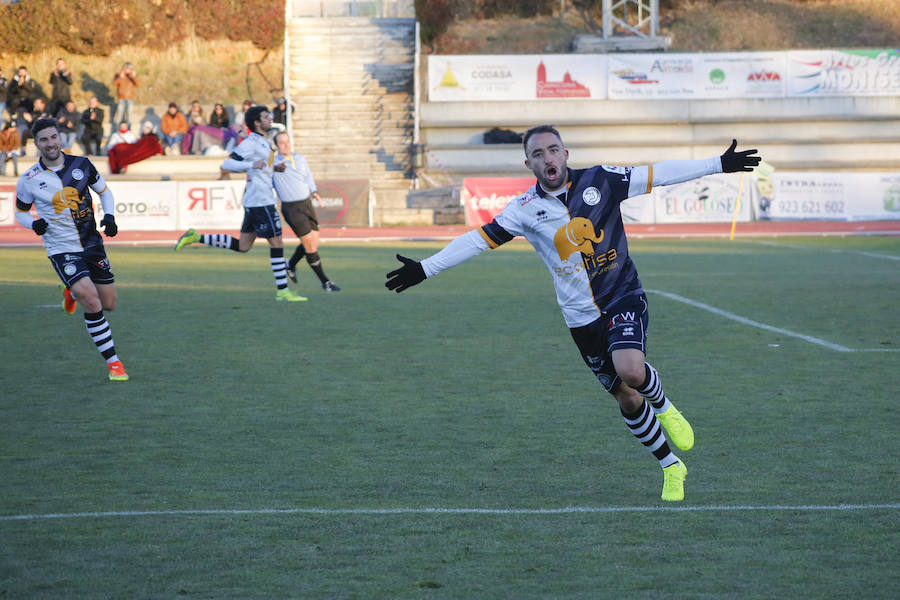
103;181;178;231
787;49;900;97
428;54;607;101
608;52;785;99
757;172;900;221
653;173;753;223
175;180;250;229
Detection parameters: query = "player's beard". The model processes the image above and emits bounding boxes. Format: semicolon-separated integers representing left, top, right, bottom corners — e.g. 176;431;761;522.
538;164;566;192
40;145;61;163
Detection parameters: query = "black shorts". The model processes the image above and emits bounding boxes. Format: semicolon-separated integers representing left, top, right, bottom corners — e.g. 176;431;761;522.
281;199;319;238
49;246;115;288
569;294;649;392
240;205;283;238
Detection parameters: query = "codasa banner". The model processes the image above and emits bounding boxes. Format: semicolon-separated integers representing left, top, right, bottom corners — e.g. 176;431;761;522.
429;55;607;102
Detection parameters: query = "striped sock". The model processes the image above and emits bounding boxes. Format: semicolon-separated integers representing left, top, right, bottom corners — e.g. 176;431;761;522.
270;248;289;290
201;233;239;250
637;363;672;415
622;401;678;468
83;310;119;364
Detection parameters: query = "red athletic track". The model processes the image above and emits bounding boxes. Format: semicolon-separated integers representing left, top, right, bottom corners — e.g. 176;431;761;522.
1;220;899;247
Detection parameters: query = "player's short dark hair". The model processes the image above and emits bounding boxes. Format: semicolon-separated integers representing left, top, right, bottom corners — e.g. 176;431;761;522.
273;131;290;145
244;105;268;132
523;125;563;153
31;118;59;139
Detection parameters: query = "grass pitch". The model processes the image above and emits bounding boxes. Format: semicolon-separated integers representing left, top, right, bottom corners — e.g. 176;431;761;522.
1;237;898;598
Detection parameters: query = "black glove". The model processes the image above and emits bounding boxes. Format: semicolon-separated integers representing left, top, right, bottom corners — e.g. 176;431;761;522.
32;218;48;235
100;214;118;237
720;139;761;173
385;254;426;292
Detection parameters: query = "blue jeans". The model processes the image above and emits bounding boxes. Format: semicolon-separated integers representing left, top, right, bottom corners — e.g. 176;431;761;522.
163;133;183;148
0;150;19;176
114;99;134;126
58;131;76;150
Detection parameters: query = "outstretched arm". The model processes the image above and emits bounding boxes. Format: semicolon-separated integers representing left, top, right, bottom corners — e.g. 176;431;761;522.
628;139;761;196
385;229;490;293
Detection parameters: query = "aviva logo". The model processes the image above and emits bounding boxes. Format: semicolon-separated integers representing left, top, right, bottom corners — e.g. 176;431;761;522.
553;217;602;261
52;186;80;214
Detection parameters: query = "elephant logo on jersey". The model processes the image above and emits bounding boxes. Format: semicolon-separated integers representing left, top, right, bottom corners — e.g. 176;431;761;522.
52;186;80;214
553;217;603;261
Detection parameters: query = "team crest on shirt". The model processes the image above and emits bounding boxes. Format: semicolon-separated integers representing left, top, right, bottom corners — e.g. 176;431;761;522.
71;168;84;181
582;187;601;206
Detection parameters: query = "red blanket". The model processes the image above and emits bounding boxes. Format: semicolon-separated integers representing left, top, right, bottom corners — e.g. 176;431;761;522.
108;136;164;174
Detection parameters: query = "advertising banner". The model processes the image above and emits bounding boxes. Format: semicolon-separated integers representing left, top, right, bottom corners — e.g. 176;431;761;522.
0;183;16;226
654;173;753;223
104;181;178;231
787;49;900;97
758;172;900;221
608;52;785;99
462;177;534;226
429;55;607;102
176;180;247;230
313;179;370;225
608;52;698;99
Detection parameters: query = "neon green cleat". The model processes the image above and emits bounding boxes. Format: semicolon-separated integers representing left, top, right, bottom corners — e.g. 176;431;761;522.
656;405;694;451
661;459;687;502
276;288;308;302
174;228;201;251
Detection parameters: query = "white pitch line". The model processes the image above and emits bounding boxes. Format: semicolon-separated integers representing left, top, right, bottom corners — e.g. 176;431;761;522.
2;504;899;521
648;290;874;352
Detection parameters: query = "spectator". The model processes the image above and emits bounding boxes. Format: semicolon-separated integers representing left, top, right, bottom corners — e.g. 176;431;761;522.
0;120;21;176
272;97;290;132
8;66;37;121
160;102;187;155
0;67;8;122
232;99;253;142
112;62;138;126
48;58;72;117
55;100;80;152
188;100;206;126
18;97;49;155
106;122;137;153
209;103;230;129
81;96;105;156
140;120;156;139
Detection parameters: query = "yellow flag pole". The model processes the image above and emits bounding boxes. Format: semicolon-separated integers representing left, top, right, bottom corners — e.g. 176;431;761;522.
729;172;746;241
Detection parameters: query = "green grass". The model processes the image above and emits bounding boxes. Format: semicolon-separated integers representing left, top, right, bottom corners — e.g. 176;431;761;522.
1;237;899;598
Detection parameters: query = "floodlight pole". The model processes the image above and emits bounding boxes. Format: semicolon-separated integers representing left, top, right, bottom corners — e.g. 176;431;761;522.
603;0;659;39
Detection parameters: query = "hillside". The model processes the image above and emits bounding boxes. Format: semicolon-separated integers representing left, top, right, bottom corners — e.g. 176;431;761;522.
430;0;900;54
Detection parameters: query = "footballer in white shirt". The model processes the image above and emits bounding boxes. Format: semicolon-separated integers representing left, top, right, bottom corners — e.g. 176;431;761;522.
15;118;129;381
386;125;761;502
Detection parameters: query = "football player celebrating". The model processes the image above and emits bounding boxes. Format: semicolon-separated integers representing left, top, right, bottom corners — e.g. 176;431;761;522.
15;118;129;381
387;126;760;502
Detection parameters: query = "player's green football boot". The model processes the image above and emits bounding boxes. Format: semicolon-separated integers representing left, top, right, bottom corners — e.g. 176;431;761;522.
661;459;687;502
656;405;694;451
276;288;308;302
174;228;201;251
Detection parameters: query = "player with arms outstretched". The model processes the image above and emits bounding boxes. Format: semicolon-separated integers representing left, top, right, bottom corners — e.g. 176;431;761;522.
15;118;129;381
386;125;760;501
